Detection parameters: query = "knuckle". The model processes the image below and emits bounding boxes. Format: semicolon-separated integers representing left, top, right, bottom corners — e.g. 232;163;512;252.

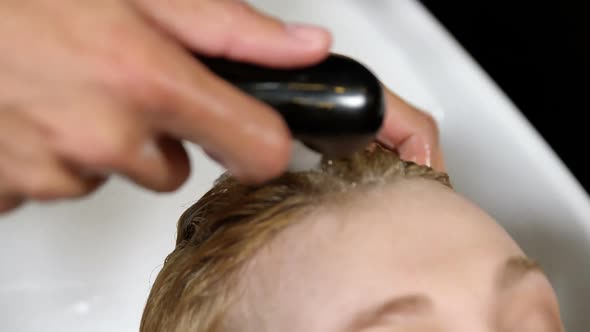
20;173;58;200
91;28;140;79
93;35;165;105
102;58;154;101
111;59;173;112
110;62;158;103
21;171;97;201
75;138;136;171
217;0;254;22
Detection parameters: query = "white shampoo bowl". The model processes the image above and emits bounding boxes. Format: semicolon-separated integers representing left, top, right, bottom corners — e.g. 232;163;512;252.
1;1;588;331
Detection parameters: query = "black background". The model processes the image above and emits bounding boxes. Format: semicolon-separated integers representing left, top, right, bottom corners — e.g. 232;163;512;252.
420;1;590;194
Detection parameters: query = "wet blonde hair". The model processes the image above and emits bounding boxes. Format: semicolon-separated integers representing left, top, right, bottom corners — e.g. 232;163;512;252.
140;143;450;332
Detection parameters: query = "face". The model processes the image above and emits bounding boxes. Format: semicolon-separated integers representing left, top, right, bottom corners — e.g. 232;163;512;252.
227;178;564;332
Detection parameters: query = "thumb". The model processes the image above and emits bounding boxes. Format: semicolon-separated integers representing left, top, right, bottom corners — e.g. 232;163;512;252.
132;0;332;67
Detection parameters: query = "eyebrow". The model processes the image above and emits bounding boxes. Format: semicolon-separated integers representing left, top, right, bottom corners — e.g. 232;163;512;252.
497;255;543;291
343;294;432;332
342;256;543;332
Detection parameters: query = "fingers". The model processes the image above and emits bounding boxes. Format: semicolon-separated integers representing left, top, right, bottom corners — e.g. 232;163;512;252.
99;19;293;184
33;92;191;192
0;94;191;214
144;68;292;183
132;137;191;191
377;87;445;171
131;0;331;67
0;111;104;207
43;0;300;185
0;0;308;216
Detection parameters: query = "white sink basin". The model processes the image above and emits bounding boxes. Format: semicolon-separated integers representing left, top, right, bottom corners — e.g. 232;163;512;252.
1;1;588;331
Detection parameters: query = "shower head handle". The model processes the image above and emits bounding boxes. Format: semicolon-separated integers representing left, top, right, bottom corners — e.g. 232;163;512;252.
198;54;385;158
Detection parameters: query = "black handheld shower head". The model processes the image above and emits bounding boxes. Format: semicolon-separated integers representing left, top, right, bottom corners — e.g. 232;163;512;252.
199;54;385;157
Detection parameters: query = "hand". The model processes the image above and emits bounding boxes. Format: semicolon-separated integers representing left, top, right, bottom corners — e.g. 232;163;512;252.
378;87;445;171
0;0;331;214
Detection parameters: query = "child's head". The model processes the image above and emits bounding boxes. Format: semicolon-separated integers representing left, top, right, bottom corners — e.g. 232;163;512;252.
141;144;563;332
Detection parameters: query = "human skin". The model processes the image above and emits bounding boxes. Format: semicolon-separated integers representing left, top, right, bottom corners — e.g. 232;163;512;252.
228;178;563;332
0;0;442;214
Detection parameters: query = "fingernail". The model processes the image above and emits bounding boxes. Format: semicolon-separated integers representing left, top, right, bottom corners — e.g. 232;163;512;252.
286;23;329;45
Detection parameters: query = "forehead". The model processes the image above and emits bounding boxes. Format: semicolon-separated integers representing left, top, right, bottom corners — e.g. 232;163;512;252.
231;178;523;331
